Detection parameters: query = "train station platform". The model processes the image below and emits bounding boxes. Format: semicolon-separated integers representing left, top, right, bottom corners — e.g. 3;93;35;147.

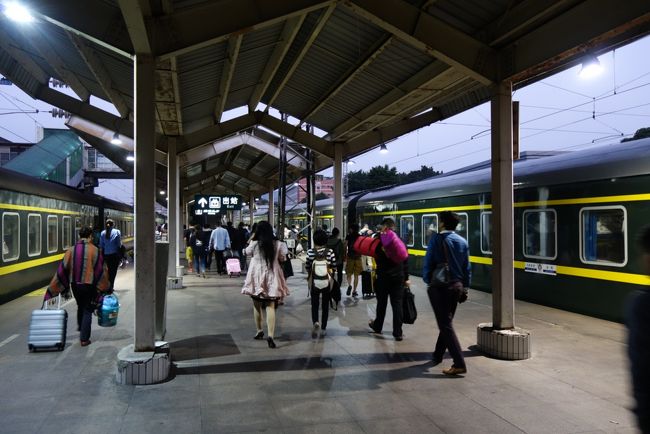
0;260;638;434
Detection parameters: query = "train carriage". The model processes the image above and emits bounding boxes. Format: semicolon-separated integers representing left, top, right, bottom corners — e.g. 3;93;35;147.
0;167;133;303
353;138;650;321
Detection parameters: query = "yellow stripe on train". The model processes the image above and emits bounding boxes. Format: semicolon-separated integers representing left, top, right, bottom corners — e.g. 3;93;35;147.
0;253;64;276
407;249;650;285
362;192;650;216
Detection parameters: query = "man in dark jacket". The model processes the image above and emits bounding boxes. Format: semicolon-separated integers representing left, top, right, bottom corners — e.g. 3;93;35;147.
423;211;470;376
233;222;248;270
627;225;650;433
368;218;409;341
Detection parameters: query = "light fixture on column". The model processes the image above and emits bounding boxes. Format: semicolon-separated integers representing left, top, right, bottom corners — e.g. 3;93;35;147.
126;155;134;162
159;190;166;195
110;132;123;145
579;54;602;79
379;143;388;154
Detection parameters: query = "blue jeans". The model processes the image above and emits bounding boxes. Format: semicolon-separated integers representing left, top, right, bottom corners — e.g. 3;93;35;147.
193;253;206;274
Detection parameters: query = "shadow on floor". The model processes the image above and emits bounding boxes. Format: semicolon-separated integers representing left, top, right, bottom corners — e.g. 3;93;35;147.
170;334;240;361
174;347;481;376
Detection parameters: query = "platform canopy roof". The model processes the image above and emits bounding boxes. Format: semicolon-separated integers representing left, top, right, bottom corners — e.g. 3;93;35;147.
1;0;649;197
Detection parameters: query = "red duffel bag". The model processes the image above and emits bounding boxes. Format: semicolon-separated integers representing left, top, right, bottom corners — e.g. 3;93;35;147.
353;235;381;258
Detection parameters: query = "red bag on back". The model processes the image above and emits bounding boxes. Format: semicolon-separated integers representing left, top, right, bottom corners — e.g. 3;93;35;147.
353;236;381;257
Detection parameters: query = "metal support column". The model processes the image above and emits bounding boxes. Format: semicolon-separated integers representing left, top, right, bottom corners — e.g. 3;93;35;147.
304;127;315;249
167;138;180;275
133;54;156;352
268;183;275;227
276;112;288;239
333;142;343;232
476;81;529;360
249;193;255;227
491;81;515;330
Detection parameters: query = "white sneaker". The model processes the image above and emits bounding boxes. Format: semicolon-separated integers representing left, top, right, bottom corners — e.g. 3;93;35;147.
311;322;320;338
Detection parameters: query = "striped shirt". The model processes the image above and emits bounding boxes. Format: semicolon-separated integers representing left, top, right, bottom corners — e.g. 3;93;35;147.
305;247;337;273
47;239;110;297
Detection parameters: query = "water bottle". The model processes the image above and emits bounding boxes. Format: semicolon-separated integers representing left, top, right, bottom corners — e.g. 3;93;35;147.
98;294;119;327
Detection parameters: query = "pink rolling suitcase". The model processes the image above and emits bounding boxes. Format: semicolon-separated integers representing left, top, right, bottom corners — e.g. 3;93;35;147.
226;258;241;277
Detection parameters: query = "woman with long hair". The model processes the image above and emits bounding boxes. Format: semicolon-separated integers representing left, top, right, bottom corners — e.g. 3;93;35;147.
99;219;122;291
241;221;289;348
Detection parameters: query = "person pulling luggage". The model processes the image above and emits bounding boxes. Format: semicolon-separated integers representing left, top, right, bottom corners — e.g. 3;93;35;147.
45;226;111;347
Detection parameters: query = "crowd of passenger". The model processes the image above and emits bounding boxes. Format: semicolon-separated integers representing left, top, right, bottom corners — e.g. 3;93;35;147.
181;212;470;376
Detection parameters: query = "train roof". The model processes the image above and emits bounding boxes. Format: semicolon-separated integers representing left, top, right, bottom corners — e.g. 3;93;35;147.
0;166;132;212
357;138;650;204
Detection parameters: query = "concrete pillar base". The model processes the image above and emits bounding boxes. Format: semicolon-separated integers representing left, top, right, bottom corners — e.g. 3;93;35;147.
477;323;531;360
176;266;184;277
116;341;171;385
167;276;183;289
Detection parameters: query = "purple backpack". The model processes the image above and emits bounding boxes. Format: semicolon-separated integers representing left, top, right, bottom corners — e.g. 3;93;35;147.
380;230;409;264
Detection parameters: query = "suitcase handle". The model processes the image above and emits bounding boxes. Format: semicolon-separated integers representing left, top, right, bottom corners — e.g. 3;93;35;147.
42;294;62;310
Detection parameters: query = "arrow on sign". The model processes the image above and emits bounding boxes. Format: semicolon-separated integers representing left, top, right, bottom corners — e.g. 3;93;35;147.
198;197;208;208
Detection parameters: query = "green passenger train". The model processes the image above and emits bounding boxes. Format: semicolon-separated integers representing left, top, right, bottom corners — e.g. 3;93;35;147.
286;138;650;322
0;167;134;304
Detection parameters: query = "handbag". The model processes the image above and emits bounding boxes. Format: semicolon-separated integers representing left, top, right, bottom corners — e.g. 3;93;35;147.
329;278;341;310
353;236;381;258
402;286;417;324
282;258;294;279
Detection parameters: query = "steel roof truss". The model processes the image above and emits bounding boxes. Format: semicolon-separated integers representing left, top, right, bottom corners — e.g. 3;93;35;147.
264;3;336;109
215;35;243;122
153;0;334;59
67;32;130;118
343;0;497;85
248;15;306;112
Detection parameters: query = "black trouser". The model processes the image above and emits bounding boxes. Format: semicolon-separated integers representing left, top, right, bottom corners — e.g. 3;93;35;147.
428;282;465;368
372;272;404;338
72;283;96;342
215;250;225;273
105;253;120;290
310;286;331;329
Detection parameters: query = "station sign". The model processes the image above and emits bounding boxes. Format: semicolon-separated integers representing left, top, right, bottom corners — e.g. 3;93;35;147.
194;194;242;215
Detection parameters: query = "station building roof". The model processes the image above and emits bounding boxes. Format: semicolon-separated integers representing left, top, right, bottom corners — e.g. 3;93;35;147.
0;1;648;196
3;128;82;180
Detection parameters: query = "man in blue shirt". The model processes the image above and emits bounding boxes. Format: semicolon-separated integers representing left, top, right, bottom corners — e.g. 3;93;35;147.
422;211;470;376
209;221;231;275
99;219;122;291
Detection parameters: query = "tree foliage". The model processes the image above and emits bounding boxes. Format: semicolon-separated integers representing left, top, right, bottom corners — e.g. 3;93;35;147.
621;127;650;142
347;164;442;194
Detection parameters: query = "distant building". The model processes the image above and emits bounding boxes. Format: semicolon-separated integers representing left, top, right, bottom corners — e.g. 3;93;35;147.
287;175;334;203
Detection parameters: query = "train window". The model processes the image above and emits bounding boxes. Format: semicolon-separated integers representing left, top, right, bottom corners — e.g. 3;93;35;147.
62;216;72;249
27;214;42;257
422;214;438;247
480;212;492;254
2;212;19;262
523;209;557;260
75;217;82;241
400;216;414;247
580;206;627;267
47;215;58;253
455;213;468;240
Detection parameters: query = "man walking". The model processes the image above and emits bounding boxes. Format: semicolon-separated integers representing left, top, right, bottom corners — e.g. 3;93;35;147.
210;221;231;275
422;211;470;375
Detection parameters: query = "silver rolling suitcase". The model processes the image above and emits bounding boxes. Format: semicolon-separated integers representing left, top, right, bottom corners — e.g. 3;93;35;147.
28;295;68;352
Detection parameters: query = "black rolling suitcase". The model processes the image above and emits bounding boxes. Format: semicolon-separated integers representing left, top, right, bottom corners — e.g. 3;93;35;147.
361;270;374;298
28;295;68;352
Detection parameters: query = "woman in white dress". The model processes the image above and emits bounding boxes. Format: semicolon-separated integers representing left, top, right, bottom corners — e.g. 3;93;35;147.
241;221;289;348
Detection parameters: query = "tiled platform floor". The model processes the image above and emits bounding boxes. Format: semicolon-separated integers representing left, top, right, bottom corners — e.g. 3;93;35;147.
0;260;638;433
